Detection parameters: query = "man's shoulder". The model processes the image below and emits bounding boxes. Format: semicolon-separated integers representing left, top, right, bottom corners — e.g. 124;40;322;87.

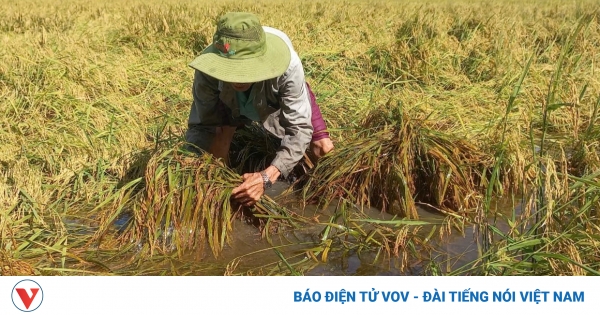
262;26;303;85
262;26;292;47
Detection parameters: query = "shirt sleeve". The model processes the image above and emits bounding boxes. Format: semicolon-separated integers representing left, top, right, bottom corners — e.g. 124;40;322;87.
185;70;221;152
269;62;313;177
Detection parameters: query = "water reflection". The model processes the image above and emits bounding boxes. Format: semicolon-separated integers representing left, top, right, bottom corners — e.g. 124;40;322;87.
98;182;520;276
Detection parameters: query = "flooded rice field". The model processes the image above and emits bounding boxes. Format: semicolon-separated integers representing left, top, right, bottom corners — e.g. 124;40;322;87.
95;182;520;276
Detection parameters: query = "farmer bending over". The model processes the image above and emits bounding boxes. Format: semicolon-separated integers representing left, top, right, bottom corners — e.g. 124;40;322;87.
185;12;334;207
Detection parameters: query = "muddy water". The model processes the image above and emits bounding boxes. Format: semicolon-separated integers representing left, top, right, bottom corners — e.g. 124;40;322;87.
93;182;519;275
177;182;521;276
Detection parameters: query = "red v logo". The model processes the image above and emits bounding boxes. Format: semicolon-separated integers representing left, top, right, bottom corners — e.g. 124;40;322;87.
15;288;39;310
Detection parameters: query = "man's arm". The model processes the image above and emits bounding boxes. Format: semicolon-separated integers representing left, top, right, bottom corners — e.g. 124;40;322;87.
185;70;221;152
269;61;313;178
231;61;313;207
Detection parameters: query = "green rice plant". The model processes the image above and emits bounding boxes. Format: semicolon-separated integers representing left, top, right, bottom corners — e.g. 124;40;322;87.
476;53;533;256
449;170;600;276
458;16;599;274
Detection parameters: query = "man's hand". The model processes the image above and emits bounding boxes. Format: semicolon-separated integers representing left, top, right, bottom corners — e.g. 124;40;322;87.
231;165;280;207
309;137;334;163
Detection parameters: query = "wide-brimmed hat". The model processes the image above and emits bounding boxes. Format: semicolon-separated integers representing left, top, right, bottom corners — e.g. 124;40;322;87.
189;12;291;83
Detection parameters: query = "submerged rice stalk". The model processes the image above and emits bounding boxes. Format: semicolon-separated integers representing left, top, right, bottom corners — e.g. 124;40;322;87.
93;143;308;258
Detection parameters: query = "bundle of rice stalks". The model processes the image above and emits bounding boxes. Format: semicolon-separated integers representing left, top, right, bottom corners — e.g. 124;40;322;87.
94;143;307;258
0;250;38;276
301;104;491;218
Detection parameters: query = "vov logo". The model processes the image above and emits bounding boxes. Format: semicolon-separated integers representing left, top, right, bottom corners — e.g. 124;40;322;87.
11;279;44;312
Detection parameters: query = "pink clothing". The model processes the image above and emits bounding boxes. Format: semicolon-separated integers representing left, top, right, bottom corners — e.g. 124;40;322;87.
306;83;330;142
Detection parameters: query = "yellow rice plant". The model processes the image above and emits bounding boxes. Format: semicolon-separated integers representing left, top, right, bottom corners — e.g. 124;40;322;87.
0;250;38;276
93;143;306;258
301;104;491;218
570;96;600;176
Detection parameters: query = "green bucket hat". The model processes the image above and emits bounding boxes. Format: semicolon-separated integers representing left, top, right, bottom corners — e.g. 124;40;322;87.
189;12;291;83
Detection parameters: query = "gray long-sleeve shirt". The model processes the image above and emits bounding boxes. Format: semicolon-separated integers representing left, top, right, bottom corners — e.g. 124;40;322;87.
185;27;313;177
